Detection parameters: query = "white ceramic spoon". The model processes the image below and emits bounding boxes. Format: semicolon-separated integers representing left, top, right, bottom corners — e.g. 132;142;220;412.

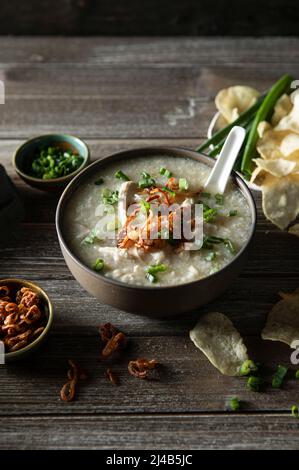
204;126;246;195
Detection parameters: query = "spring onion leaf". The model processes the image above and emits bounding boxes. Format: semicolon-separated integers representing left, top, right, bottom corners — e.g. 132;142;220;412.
272;365;288;389
159;167;172;178
291;405;299;419
115;170;129;181
82;228;99;245
241;74;293;177
196;96;265;153
102;188;119;205
247;376;263;392
205;251;216;262
229;210;238;217
179;178;189;191
239;360;258;376
215;193;224;205
202;235;236;255
145;264;167;283
228;397;240;412
224;238;236;254
295;370;299;380
140;199;151;214
145;272;157;283
203;206;218;223
94;177;104;185
93;258;104;272
162;186;176;198
138;171;156;189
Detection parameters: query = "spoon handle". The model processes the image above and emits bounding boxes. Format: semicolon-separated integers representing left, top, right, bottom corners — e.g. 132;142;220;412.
204;126;246;195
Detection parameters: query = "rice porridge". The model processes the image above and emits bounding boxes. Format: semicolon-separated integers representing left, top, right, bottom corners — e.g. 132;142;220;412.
65;155;252;286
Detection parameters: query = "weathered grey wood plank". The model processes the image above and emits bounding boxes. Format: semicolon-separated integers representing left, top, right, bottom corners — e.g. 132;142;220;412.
0;37;299;66
1;63;297;98
0;336;298;415
1;413;299;450
0;96;210;139
0;274;297;337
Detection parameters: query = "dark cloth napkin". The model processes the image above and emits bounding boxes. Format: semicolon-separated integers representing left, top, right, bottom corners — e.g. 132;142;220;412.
0;164;24;242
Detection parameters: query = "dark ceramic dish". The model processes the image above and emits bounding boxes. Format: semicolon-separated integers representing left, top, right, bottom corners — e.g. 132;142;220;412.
13;134;90;191
56;147;256;316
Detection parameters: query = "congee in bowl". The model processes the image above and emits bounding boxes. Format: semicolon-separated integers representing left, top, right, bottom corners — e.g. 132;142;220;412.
62;152;253;287
56;147;256;314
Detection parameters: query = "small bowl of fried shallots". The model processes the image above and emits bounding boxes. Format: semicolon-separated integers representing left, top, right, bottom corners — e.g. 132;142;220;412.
0;279;53;362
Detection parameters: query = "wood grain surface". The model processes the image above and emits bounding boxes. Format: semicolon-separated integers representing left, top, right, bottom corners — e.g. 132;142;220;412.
0;37;299;450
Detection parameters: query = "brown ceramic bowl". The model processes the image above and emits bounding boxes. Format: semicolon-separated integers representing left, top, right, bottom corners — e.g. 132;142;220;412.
0;278;54;362
56;147;256;316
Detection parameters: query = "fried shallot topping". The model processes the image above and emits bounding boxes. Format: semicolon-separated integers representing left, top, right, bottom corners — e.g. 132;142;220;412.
99;322;119;343
99;323;127;359
101;332;126;359
0;285;46;353
105;367;119;385
116;179;200;253
60;359;88;402
128;358;158;379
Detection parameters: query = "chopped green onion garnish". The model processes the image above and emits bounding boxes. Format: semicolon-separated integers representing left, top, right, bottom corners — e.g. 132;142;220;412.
140;199;151;214
228;397;240;412
179;178;189;191
201;192;211;198
162;186;176;198
224;238;236;254
295;370;299;380
203;207;217;223
229;210;238;217
291;405;299;419
115;170;129;181
145;264;167;283
205;251;216;262
94;177;104;186
159;167;172;178
93;258;104;272
247;376;263;392
272;365;288;389
138;171;156;189
202;236;235;254
102;188;119;205
30;146;84;180
239;360;258;376
82;228;99;246
215;193;224;205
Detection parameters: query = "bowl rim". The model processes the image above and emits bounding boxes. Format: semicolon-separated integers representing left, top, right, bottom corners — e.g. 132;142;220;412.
56;146;257;292
1;278;54;359
12;133;90;184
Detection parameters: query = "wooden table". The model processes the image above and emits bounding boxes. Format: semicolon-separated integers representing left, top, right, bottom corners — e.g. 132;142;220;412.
1;37;299;450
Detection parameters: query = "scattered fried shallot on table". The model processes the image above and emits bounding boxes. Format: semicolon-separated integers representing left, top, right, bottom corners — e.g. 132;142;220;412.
0;285;46;353
99;323;127;359
105;367;119;385
128;358;158;379
60;359;88;402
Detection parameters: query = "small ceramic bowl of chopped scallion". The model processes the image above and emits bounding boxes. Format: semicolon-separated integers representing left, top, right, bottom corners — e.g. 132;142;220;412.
13;134;90;191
